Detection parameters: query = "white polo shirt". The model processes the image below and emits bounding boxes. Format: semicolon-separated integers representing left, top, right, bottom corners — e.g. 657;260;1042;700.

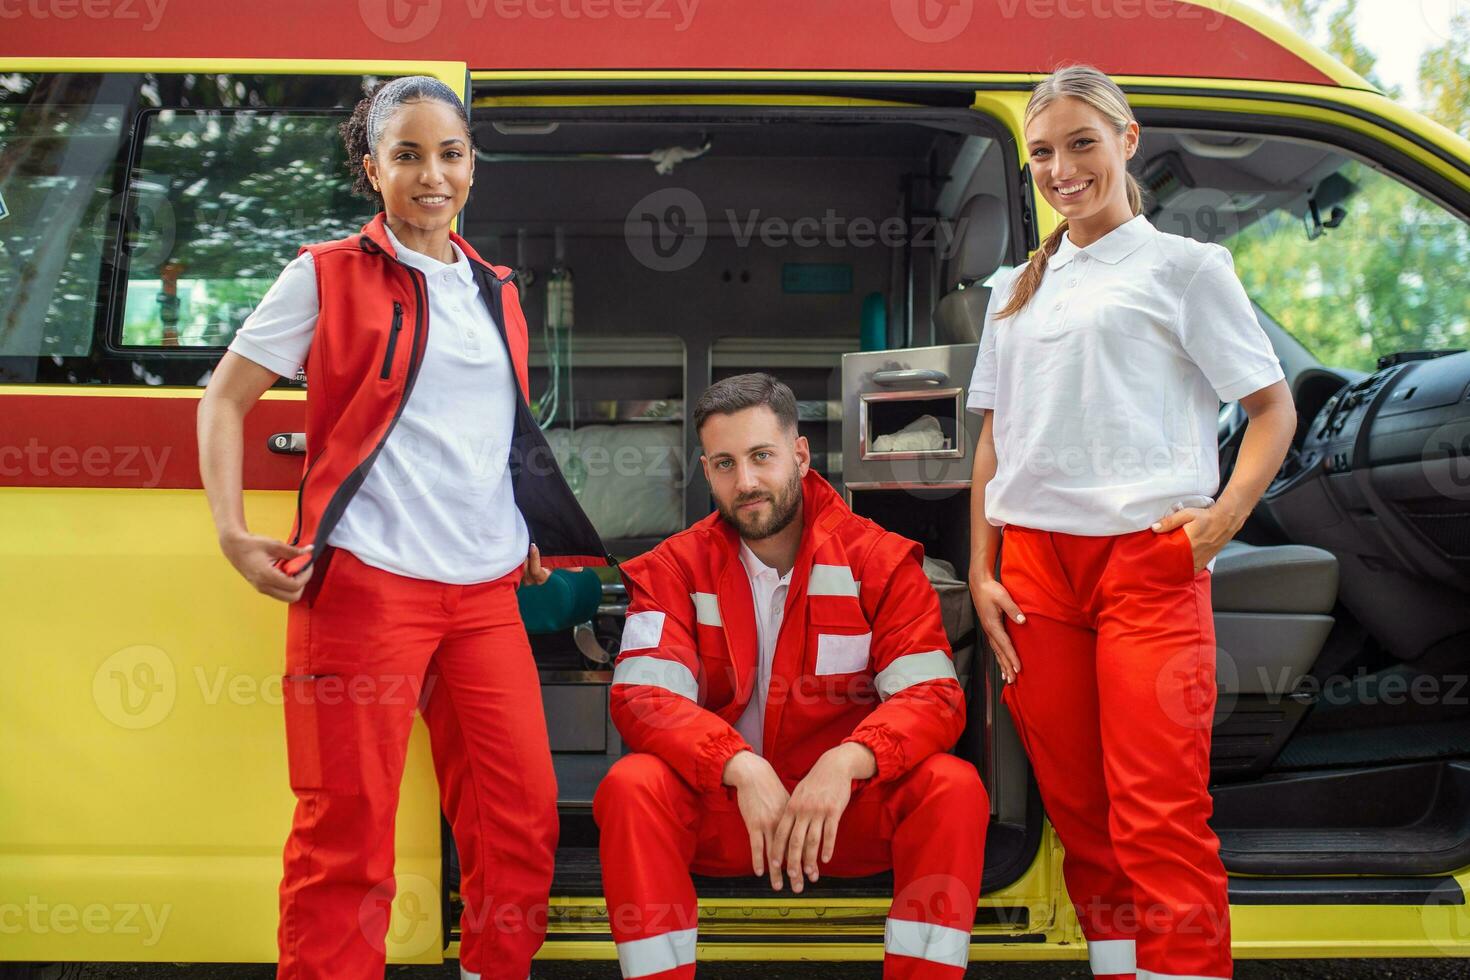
732;540;793;757
966;214;1283;536
228;225;530;584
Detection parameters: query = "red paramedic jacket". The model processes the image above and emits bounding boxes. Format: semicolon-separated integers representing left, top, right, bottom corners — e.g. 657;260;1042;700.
610;470;965;792
277;213;608;596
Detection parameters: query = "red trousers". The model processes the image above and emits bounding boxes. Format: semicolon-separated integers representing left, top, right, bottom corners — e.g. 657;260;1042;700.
277;548;556;980
1000;526;1230;980
593;751;988;980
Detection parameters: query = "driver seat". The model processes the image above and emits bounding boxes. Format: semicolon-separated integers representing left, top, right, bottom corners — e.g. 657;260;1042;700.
1208;539;1339;780
934;193;1010;345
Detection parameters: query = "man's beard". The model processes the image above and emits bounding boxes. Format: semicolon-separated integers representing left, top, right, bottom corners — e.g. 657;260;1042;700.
718;469;803;541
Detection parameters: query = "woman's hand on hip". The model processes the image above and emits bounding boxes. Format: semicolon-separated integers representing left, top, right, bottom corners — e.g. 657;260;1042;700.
1152;506;1231;572
969;570;1024;684
220;531;314;603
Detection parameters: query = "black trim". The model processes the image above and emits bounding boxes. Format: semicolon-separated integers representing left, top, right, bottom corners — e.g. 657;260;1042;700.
379;301;403;380
300;243;428;579
1228;876;1466;906
472;261;615;567
475;78;982;106
286;454;319;547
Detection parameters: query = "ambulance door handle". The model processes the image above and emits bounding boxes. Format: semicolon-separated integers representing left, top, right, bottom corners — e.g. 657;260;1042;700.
268;432;306;455
872;368;947;387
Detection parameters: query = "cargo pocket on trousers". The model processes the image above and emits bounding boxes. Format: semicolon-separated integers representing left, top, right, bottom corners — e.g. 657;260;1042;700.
283;673;361;795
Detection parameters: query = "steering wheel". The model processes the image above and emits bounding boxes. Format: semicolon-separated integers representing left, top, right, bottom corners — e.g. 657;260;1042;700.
1217;401;1249;487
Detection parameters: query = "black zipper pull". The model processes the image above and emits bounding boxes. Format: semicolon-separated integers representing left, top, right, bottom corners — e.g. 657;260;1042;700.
380;301;404;379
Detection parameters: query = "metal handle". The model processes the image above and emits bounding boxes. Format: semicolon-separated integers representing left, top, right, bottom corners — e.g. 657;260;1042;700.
268;432;306;455
872;368;948;387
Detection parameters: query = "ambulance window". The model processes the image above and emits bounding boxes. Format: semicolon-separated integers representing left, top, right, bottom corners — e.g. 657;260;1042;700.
1222;159;1469;372
0;73;130;366
1139;130;1469;374
116;109;374;349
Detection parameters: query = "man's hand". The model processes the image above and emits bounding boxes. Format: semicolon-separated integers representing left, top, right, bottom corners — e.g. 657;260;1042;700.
722;751;790;883
770;742;875;893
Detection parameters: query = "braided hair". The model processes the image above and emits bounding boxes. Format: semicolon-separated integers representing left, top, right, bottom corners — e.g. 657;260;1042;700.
340;76;474;203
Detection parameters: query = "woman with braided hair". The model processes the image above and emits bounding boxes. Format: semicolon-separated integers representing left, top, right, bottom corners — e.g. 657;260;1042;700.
199;76;605;979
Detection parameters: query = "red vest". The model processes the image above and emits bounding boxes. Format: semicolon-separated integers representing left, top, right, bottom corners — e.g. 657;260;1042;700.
280;213;607;595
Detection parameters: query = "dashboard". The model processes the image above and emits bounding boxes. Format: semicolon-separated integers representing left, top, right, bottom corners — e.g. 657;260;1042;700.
1261;350;1470;662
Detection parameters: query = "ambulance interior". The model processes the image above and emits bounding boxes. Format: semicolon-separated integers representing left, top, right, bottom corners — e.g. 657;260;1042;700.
449;103;1470;908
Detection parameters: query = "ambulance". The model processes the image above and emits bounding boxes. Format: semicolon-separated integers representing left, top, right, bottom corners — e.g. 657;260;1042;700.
3;0;1469;972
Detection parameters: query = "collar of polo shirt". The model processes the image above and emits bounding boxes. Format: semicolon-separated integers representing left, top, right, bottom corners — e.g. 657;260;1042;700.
383;223;477;285
1048;212;1154;270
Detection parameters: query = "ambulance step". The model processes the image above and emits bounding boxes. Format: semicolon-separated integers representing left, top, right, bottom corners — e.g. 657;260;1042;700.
1211;760;1470;875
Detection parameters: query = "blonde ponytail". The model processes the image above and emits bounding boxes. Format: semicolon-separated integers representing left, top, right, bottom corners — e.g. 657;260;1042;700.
996;65;1144;321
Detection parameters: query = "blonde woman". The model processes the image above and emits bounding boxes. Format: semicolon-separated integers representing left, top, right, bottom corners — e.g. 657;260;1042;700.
967;65;1295;980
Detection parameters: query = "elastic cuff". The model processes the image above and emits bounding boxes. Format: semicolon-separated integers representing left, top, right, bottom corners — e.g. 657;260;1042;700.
843;726;905;783
695;730;754;794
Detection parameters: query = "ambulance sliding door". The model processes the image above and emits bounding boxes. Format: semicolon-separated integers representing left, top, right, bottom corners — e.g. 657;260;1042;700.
0;61;464;966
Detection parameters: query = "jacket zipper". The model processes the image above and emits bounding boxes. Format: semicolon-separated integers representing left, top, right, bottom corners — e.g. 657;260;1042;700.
379;302;403;380
301;244;428;573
